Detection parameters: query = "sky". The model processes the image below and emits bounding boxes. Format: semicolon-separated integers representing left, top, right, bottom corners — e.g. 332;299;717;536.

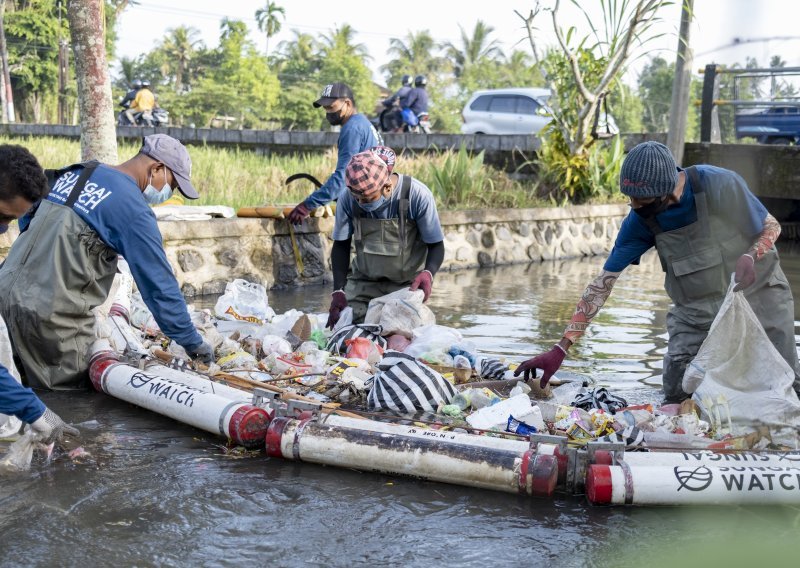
114;0;800;86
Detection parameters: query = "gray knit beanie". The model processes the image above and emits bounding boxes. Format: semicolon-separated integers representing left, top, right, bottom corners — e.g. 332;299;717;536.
619;141;679;198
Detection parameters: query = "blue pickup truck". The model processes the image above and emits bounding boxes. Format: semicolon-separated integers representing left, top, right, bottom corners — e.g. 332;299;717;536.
735;105;800;144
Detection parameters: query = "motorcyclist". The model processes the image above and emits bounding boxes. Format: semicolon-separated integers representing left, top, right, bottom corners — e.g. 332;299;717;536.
381;75;413;132
405;75;430;123
124;80;155;126
120;79;143;110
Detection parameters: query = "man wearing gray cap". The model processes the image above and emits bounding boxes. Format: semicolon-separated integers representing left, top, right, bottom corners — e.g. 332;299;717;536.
514;141;798;403
0;134;214;390
287;82;382;224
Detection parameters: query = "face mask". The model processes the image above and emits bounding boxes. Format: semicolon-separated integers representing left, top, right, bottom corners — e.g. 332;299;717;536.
358;196;387;212
326;109;345;126
143;169;172;205
632;195;671;220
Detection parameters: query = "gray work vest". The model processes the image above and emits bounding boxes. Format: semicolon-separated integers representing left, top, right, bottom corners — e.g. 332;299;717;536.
0;163;118;389
349;175;427;283
645;167;796;375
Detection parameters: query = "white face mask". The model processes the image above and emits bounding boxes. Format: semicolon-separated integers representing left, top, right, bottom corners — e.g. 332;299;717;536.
358;195;387;212
143;169;172;205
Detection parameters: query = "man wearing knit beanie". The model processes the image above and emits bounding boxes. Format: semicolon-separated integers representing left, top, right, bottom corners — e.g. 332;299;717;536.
515;141;799;404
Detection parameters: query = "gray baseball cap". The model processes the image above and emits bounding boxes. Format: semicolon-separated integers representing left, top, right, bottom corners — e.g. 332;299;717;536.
140;134;199;199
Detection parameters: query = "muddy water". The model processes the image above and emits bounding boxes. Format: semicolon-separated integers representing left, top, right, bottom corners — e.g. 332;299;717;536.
2;247;800;566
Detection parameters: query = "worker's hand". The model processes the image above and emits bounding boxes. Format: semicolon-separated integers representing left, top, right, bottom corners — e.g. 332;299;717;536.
409;270;433;302
514;345;567;388
326;290;348;330
187;341;214;365
733;253;756;292
30;408;79;445
287;203;311;225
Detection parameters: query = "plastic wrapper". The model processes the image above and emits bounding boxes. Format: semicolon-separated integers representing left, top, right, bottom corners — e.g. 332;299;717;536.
386;334;412;352
364;288;436;338
216;351;258;370
259;335;292;356
0;431;44;472
404;325;471;359
214;279;275;325
344;337;384;366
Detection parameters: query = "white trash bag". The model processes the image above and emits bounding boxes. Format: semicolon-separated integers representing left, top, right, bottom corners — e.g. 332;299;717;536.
214;279;275;325
682;279;800;444
364;288;436;338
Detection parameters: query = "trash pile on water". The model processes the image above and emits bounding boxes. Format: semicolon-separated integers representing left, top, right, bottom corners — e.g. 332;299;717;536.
127;278;799;451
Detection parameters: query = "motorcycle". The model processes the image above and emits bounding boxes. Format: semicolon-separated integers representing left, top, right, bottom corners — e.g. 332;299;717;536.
117;107;169;127
375;101;431;134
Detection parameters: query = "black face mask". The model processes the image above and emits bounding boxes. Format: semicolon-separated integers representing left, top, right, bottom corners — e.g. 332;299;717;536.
632;195;671;220
326;109;345;126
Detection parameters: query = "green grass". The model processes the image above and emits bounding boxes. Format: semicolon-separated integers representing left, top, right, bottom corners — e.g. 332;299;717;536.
0;135;552;211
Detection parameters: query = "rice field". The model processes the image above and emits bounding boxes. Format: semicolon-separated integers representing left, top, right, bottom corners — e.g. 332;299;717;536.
0;135;551;211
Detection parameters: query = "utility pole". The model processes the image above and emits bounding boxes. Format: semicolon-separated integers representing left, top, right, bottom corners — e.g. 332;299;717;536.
667;0;694;165
0;2;16;123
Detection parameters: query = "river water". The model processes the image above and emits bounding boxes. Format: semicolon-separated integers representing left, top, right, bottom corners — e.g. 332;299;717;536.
3;245;800;567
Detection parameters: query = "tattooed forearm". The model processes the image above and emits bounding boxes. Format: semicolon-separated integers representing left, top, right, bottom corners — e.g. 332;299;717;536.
748;213;781;261
561;270;621;348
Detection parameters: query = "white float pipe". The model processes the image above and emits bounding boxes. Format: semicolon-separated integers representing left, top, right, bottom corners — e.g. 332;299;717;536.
587;463;800;505
266;417;558;497
139;361;251;403
322;414;532;453
89;353;269;448
595;449;800;469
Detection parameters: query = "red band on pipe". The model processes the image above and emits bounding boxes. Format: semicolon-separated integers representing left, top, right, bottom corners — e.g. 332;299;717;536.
265;417;291;458
594;450;613;466
227;405;271;449
530;454;558;497
519;449;533;494
586;464;613;505
88;353;120;392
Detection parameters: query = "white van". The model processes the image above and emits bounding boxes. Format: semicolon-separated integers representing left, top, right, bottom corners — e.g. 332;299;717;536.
460;88;552;135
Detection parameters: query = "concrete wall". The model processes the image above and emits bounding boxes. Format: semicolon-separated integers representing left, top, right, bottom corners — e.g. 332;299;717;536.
0;205;627;297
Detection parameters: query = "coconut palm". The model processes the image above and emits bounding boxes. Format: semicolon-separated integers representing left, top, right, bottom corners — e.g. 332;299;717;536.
319;24;370;60
380;30;447;86
443;20;504;79
161;26;202;92
255;1;285;57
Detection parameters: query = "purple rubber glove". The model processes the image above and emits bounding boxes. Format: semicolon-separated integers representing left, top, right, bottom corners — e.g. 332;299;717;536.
409;270;433;302
733;253;756;292
326;290;348;329
287;203;311;225
514;344;567;388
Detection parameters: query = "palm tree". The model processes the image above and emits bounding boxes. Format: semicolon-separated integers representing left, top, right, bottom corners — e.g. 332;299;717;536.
320;24;370;60
380;30;446;86
443;20;504;78
161;26;202;92
255;1;285;57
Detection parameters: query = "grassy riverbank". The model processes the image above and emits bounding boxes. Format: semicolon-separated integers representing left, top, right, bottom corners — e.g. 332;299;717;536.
0;135;553;211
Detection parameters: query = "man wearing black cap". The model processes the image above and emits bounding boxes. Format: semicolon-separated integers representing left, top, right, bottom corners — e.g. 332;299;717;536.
287;82;382;224
514;141;798;404
0;134;214;390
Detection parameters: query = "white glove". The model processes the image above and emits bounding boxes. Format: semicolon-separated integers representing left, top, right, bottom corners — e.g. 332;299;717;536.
30;408;79;444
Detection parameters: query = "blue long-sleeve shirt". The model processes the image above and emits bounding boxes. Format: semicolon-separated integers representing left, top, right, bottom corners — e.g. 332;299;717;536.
303;113;382;209
405;87;429;116
22;164;203;350
0;363;45;423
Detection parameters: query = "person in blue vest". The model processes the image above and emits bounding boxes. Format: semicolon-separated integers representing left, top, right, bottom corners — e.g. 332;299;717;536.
287;82;382;224
0;134;214;391
515;141;798;404
0;144;78;443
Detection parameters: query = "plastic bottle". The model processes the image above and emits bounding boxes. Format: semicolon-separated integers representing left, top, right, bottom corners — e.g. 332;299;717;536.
470;388;500;410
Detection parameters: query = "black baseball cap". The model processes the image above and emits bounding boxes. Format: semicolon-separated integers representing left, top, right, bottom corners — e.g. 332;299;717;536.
313;82;354;108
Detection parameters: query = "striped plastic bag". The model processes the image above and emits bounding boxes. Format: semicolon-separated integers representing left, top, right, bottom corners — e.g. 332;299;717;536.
326;324;387;355
367;351;456;414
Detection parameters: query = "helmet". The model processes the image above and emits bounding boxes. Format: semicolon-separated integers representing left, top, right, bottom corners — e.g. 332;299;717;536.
401;74;412;87
414;75;427;87
141;80;151;88
132;79;143;89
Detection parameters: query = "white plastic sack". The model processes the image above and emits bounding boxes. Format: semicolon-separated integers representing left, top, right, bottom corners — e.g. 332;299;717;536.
214;279;275;325
364;288;436;338
0;315;22;439
682;280;800;443
404;325;472;359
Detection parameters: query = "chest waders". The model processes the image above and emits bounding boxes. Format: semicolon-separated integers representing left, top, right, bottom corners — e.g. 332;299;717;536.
0;163;119;390
645;166;798;402
345;175;427;322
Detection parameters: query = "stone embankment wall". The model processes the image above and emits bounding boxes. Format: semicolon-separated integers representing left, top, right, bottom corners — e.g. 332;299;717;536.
0;205;628;297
